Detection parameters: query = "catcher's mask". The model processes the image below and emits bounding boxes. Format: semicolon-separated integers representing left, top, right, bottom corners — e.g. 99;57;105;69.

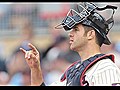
55;2;117;45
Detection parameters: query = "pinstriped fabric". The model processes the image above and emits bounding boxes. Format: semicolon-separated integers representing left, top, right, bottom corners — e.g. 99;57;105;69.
85;59;120;86
50;56;120;86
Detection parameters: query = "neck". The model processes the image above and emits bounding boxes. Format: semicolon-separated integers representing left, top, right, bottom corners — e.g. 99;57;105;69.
77;44;101;62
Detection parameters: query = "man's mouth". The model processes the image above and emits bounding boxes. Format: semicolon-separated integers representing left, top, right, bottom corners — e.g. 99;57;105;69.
69;39;74;44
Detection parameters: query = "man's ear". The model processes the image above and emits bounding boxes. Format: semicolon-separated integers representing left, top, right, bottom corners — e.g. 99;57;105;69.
87;30;95;40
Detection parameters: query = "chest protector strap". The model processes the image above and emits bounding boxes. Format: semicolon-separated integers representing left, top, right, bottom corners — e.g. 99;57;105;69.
60;54;114;86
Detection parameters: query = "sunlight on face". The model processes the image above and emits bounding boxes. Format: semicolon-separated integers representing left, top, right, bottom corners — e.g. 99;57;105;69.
68;24;88;52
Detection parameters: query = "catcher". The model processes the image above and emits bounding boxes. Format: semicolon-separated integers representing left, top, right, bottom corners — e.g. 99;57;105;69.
20;2;120;86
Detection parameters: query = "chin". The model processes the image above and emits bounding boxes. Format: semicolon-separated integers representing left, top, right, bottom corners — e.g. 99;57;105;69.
69;45;75;51
70;45;80;52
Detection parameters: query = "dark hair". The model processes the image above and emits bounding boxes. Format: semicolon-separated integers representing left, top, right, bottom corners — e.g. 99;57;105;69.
83;25;104;47
95;31;104;47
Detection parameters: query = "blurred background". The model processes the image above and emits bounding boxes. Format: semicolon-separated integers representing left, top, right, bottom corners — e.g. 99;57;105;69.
0;2;119;86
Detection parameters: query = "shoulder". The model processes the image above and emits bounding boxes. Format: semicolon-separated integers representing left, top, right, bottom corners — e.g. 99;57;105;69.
86;58;120;76
95;58;118;71
96;58;117;70
85;58;120;86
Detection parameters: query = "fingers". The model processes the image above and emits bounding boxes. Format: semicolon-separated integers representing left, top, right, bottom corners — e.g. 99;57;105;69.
20;47;33;59
20;43;38;54
23;50;37;61
20;44;39;68
25;51;38;64
28;43;39;55
25;51;31;59
20;43;39;61
20;48;26;54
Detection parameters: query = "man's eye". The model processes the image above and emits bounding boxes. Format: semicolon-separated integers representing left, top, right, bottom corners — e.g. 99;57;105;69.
74;28;79;31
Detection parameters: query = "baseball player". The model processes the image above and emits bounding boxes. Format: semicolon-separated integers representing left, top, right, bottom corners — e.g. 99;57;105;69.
20;2;120;86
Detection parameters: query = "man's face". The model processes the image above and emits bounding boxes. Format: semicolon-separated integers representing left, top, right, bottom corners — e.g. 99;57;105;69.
68;24;88;52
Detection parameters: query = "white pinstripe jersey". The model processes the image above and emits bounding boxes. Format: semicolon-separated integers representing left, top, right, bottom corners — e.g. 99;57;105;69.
85;58;120;86
50;57;120;86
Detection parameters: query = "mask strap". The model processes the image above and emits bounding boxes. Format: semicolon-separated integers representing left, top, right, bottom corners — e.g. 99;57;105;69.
96;5;117;34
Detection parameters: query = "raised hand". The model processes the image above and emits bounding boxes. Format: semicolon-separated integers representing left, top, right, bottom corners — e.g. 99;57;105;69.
20;43;43;86
20;43;40;69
